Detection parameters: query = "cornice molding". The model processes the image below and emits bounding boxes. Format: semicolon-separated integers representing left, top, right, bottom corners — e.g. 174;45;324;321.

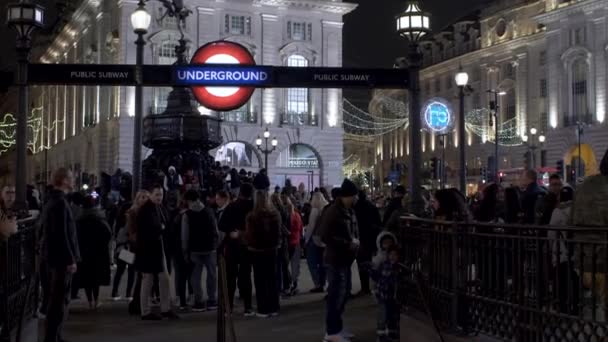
535;0;606;24
252;0;357;15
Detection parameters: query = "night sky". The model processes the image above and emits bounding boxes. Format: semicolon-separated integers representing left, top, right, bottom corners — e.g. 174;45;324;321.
0;0;487;85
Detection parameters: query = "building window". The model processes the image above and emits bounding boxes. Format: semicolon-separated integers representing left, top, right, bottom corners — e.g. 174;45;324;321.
434;78;441;92
162;15;178;30
285;55;309;125
424;80;430;94
572;59;588;123
472;67;480;82
445;75;452;90
539;50;546;66
505;90;516;121
472;93;481;109
503;62;514;79
159;41;178;64
225;14;251;36
540;79;547;98
287;21;312;41
220;103;253;123
571;27;586;46
540;112;548;131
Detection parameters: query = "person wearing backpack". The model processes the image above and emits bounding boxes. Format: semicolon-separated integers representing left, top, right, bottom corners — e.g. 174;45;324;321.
181;189;219;312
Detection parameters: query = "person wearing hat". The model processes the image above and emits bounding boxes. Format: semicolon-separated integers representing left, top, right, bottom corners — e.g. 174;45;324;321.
319;179;360;342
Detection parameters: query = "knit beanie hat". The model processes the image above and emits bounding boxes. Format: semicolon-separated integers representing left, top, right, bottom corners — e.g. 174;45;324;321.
340;178;358;197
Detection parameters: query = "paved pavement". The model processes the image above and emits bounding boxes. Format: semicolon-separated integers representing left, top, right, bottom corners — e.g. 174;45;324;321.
53;262;486;342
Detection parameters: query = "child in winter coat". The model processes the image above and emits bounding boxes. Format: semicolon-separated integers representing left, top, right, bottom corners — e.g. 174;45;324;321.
372;231;398;268
370;246;401;341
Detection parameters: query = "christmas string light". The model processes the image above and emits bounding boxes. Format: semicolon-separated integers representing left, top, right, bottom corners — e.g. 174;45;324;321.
465;108;524;147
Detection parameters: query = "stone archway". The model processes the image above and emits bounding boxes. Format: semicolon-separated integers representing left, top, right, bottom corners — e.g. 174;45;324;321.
564;143;598;176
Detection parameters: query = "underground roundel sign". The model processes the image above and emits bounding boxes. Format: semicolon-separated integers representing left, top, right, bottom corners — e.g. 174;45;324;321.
189;41;256;112
421;97;454;134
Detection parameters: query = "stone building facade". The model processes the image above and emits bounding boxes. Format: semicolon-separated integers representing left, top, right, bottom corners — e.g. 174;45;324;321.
28;0;356;190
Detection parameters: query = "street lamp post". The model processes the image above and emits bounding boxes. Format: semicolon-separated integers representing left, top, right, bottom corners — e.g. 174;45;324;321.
486;89;506;183
130;0;151;196
256;128;278;170
576;122;585;180
455;68;469;194
522;127;545;169
7;0;45;210
396;1;431;215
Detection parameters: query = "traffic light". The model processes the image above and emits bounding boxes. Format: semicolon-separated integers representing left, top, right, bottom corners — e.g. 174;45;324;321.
430;157;438;180
556;159;564;177
480;167;487;182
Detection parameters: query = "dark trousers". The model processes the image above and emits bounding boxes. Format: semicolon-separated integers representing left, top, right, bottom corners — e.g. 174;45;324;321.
554;261;580;315
276;246;291;292
44;268;72;342
326;265;350;335
357;248;373;293
39;260;50;315
377;298;400;336
252;250;279;315
85;286;100;303
225;246;253;311
128;273;142;315
305;242;326;289
173;257;193;307
111;259;135;298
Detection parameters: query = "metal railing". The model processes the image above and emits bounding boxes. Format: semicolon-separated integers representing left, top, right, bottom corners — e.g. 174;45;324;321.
399;217;608;341
0;219;39;342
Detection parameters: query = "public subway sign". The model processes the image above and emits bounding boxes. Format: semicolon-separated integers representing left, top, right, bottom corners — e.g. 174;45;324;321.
421;97;454;134
28;64;136;85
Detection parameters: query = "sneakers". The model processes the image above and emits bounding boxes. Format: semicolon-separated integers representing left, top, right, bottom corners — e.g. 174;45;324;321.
111;296;122;301
255;312;269;318
192;303;206;312
141;313;163;321
243;310;255;317
161;311;180;320
269;312;279;317
206;301;218;311
323;334;350;342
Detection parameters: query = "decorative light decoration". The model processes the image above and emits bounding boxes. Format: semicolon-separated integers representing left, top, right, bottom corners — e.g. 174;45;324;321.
0;107;63;155
465;108;524;146
396;1;431;42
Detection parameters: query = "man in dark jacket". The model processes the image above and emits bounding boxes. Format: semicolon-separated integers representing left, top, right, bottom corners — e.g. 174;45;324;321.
135;185;178;320
383;185;406;224
520;170;545;224
354;190;381;296
218;183;254;315
320;179;360;342
181;189;218;312
41;168;80;342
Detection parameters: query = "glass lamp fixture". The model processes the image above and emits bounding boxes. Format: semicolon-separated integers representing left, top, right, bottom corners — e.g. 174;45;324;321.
7;0;45;39
530;127;537;135
255;136;262;146
522;135;529;143
263;128;271;139
539;135;546;143
271;137;278;147
130;0;151;34
455;69;469;87
396;1;431;42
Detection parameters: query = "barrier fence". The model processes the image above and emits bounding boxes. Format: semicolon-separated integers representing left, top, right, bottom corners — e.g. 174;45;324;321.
399;216;608;341
0;220;38;342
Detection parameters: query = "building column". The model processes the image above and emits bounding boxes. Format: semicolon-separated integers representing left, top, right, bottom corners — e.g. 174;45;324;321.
515;53;527;136
547;30;560;128
594;17;606;123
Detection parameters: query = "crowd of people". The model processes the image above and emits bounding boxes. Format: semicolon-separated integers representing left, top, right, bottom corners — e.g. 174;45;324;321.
1;148;608;342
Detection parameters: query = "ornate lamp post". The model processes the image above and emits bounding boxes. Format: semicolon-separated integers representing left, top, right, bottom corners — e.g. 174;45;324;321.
455;67;469;194
7;0;45;209
396;1;431;214
130;0;151;195
522;127;545;169
256;128;277;170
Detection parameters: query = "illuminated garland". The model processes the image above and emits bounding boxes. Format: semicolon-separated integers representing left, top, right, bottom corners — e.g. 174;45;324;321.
342;98;408;137
0;107;63;155
465;108;524;146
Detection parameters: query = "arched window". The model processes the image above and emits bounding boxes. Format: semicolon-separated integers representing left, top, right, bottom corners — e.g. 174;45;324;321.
276;144;320;168
285;55;309;125
214;142;259;168
571;59;588;122
505;89;516;121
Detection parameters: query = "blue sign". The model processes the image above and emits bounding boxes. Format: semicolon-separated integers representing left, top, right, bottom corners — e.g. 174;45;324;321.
422;98;453;134
173;66;273;86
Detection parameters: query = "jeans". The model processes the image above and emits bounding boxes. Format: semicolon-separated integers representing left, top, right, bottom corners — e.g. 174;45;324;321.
305;242;326;288
44;268;72;342
174;256;193;307
252;250;279;315
276;246;291;292
112;259;135;298
190;252;217;305
326;265;350;335
140;271;171;316
377;298;400;336
356;250;373;293
288;244;301;288
225;246;252;311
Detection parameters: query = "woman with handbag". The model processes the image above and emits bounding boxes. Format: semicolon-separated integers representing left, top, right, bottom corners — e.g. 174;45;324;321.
124;190;150;315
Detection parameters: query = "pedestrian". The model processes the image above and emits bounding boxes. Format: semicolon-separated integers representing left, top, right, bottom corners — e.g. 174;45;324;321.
286;198;303;295
135;185;179;320
75;195;112;310
126;190;150;315
304;191;328;293
372;231;398;269
40;168;80;342
431;188;470;221
320;179;360;342
181;189;219;312
218;183;254;316
111;194;137;301
383;185;406;225
246;188;282;318
271;193;292;296
473;183;504;224
519;169;545;224
0;180;17;240
370;246;401;341
537;174;562;225
171;199;192;310
354;190;381;296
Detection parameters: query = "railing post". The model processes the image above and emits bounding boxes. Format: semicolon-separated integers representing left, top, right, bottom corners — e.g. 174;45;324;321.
450;222;459;329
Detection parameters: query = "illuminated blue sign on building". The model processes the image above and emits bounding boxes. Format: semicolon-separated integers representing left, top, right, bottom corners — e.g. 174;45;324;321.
422;98;454;134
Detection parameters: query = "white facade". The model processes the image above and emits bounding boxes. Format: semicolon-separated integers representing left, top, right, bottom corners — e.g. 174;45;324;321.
29;0;356;189
372;0;608;188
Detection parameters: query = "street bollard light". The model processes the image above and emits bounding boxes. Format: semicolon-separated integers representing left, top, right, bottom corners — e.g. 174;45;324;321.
130;0;151;196
7;0;45;210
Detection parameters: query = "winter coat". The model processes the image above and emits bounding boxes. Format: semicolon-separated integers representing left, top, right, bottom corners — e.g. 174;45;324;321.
383;196;404;225
320;201;359;267
370;260;400;301
571;175;608;272
548;202;572;266
75;208;112;288
0;207;17;240
354;198;381;256
134;201;169;274
372;231;398;269
288;211;303;247
181;201;218;255
245;209;282;252
521;182;545;224
218;198;253;250
40;189;81;268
